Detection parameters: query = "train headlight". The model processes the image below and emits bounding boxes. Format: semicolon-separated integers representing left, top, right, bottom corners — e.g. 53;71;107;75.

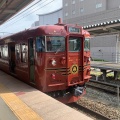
51;59;56;66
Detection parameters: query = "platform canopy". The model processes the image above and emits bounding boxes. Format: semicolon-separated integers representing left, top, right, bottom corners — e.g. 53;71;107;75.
0;0;34;25
83;19;120;36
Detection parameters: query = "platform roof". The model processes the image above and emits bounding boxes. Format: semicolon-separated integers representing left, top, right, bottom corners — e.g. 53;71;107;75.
0;0;33;25
83;19;120;36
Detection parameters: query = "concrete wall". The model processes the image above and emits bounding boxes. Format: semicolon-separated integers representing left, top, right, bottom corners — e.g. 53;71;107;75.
90;34;118;62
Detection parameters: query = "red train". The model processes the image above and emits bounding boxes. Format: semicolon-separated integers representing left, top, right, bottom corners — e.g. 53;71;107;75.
82;30;91;83
0;19;91;103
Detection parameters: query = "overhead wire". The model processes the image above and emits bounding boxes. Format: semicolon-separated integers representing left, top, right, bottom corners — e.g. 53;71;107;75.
0;0;55;31
0;0;49;29
6;0;42;22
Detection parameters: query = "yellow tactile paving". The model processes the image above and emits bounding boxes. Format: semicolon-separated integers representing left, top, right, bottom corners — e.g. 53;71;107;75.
0;84;43;120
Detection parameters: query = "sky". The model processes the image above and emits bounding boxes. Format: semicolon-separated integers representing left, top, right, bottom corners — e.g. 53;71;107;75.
0;0;62;36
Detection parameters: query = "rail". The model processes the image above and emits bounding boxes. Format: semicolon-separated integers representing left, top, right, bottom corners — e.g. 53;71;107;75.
68;102;110;120
87;79;120;108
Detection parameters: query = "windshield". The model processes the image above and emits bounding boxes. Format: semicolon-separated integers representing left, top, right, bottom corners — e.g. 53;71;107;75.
69;36;81;52
84;38;90;51
46;36;65;52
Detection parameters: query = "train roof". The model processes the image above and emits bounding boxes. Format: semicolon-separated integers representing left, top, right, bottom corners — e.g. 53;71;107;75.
0;23;84;40
0;24;65;40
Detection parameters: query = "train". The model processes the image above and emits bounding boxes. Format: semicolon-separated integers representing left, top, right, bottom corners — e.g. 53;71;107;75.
0;19;91;103
82;29;91;83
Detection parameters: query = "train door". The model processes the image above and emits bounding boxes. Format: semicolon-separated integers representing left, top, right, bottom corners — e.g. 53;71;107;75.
8;42;16;73
67;35;84;86
28;38;35;84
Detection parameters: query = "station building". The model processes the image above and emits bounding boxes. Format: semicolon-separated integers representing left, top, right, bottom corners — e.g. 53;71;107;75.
63;0;120;62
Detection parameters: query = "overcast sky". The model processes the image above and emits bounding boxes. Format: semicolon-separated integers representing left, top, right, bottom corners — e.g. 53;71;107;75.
0;0;62;36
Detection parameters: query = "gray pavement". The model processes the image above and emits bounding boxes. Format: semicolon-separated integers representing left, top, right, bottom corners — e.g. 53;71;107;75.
0;97;18;120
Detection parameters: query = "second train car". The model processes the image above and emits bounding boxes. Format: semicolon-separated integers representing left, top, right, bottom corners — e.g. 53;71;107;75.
0;19;91;103
82;30;91;83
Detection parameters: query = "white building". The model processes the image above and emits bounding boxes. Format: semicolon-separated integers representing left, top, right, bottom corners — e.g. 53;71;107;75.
31;8;63;27
38;8;63;25
31;21;39;27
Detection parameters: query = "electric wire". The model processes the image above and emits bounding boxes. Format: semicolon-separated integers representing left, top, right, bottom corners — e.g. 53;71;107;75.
0;0;55;31
7;0;42;22
0;0;50;29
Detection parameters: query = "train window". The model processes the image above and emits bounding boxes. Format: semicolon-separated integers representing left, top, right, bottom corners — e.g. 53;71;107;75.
84;38;90;51
36;36;45;52
0;46;1;58
21;44;28;63
1;45;8;58
46;36;65;52
69;37;81;52
15;44;21;62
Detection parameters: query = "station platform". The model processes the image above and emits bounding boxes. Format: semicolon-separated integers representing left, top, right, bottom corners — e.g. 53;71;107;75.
91;61;120;71
0;70;93;120
91;61;120;80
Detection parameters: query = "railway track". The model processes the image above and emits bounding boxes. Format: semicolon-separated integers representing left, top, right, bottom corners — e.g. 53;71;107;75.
68;95;120;120
86;79;120;94
68;79;120;120
68;102;110;120
67;79;120;119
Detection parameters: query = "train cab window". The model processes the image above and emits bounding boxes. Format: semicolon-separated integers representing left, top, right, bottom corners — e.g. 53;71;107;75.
46;36;65;52
84;38;90;51
21;44;28;63
69;37;81;52
36;36;45;52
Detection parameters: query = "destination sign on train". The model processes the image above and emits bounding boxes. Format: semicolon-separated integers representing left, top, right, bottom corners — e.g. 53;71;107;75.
68;27;80;33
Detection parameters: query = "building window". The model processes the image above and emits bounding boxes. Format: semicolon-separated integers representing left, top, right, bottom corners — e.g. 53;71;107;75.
96;3;102;8
65;12;68;16
72;10;75;14
65;3;68;6
80;8;84;13
72;0;75;4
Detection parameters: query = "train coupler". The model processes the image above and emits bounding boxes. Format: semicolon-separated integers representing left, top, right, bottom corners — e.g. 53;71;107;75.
73;86;84;96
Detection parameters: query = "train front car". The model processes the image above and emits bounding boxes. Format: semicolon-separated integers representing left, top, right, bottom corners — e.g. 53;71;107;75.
35;24;87;103
82;30;91;83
